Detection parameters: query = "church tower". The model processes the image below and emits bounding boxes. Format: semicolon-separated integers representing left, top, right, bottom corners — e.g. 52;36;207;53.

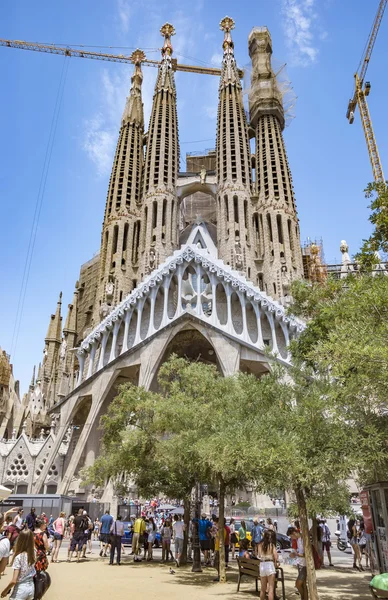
248;27;303;300
140;23;180;277
93;50;145;324
216;17;254;278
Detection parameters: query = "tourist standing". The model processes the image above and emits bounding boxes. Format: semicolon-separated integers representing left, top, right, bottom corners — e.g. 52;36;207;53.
93;518;100;540
99;510;113;558
51;512;66;563
109;515;124;566
146;517;156;561
251;519;264;557
161;519;172;563
266;518;274;531
348;519;363;571
224;519;231;568
68;509;86;563
172;514;186;567
229;518;237;560
25;508;36;532
34;519;49;573
131;515;146;557
1;529;36;600
288;527;308;600
258;530;278;600
13;510;24;532
320;519;333;567
0;528;12;576
198;513;212;566
238;520;247;543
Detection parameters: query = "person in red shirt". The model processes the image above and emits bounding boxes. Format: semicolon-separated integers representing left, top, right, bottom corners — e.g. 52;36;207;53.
291;520;300;551
224;518;231;568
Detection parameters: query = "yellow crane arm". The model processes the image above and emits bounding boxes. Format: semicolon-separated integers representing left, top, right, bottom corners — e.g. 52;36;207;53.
359;0;387;85
0;37;239;77
346;0;386;183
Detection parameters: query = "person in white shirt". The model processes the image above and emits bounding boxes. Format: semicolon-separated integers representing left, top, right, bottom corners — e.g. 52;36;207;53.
172;514;186;567
13;510;24;532
320;519;333;567
0;529;12;576
288;527;308;600
109;516;125;566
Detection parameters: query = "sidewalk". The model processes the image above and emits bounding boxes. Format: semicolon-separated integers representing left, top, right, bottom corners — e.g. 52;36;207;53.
42;554;372;600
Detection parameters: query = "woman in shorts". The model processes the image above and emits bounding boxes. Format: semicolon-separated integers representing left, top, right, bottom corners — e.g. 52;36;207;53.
258;530;278;600
161;519;172;562
51;512;66;563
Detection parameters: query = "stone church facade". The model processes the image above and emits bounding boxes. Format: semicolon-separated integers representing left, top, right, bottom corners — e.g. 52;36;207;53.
1;19;307;503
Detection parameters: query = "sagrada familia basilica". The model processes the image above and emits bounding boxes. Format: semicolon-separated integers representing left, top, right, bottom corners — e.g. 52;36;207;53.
0;19;360;503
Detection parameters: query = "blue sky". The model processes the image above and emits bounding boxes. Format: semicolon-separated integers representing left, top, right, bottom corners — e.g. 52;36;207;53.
1;0;387;393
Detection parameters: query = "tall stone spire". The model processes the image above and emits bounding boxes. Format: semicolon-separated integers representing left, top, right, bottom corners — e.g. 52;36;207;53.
42;292;62;399
248;27;303;300
94;50;145;325
140;23;180;277
215;17;254;278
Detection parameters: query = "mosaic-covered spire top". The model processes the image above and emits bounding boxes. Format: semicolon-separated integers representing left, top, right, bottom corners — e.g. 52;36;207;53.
155;23;176;92
219;16;240;89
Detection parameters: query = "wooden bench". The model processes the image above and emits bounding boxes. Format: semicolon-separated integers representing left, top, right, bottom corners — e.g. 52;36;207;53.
371;587;388;599
236;558;286;599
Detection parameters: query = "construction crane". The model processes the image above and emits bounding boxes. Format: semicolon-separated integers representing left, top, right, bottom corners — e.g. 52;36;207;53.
0;38;244;78
346;0;387;183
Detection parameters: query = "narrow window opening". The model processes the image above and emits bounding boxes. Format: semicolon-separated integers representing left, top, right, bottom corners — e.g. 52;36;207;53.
122;223;129;252
276;214;284;244
233;196;239;223
266;214;273;243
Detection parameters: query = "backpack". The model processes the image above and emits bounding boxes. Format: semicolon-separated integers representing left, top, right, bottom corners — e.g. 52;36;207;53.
346;530;352;540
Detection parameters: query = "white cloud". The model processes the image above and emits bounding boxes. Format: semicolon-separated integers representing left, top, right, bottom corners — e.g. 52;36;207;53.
82;0;215;173
83;115;117;177
210;53;223;66
281;0;321;66
117;0;130;33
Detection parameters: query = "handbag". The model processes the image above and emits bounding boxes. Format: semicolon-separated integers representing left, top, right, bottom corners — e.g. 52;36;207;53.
109;521;118;545
34;571;51;600
231;532;238;544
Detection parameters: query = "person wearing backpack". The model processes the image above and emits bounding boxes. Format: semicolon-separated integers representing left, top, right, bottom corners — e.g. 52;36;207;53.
320;519;334;567
68;509;86;563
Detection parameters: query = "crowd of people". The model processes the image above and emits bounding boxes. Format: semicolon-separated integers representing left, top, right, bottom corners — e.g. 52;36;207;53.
0;502;371;600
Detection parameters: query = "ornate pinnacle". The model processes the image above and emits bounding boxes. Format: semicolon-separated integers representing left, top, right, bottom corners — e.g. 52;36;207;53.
220;16;235;32
129;49;145;88
220;16;235;56
130;48;146;65
160;22;175;58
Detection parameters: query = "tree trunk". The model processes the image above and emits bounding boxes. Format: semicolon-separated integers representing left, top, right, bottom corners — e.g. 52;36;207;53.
311;514;319;552
180;497;190;565
294;485;319;600
192;482;202;572
218;477;226;583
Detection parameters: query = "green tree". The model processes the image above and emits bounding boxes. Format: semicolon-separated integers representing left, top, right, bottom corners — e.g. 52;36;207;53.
290;274;388;483
356;181;388;269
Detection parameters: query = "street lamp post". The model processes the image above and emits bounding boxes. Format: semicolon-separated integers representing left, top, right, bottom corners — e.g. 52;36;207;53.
192;482;202;573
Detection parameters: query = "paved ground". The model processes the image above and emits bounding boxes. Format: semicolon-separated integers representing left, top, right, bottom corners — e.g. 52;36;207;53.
0;540;373;600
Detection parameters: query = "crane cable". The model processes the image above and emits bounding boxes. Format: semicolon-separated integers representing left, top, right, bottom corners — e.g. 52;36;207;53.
10;55;70;361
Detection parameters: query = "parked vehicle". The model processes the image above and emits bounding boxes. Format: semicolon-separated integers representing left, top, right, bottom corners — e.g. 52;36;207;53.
121;523;161;548
335;530;350;552
231;519;291;552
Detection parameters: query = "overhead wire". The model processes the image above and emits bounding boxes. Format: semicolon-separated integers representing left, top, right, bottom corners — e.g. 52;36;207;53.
10;55;70;361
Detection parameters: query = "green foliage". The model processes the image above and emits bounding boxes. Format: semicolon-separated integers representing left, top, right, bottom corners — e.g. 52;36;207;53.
356;181;388;269
288;270;388;485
